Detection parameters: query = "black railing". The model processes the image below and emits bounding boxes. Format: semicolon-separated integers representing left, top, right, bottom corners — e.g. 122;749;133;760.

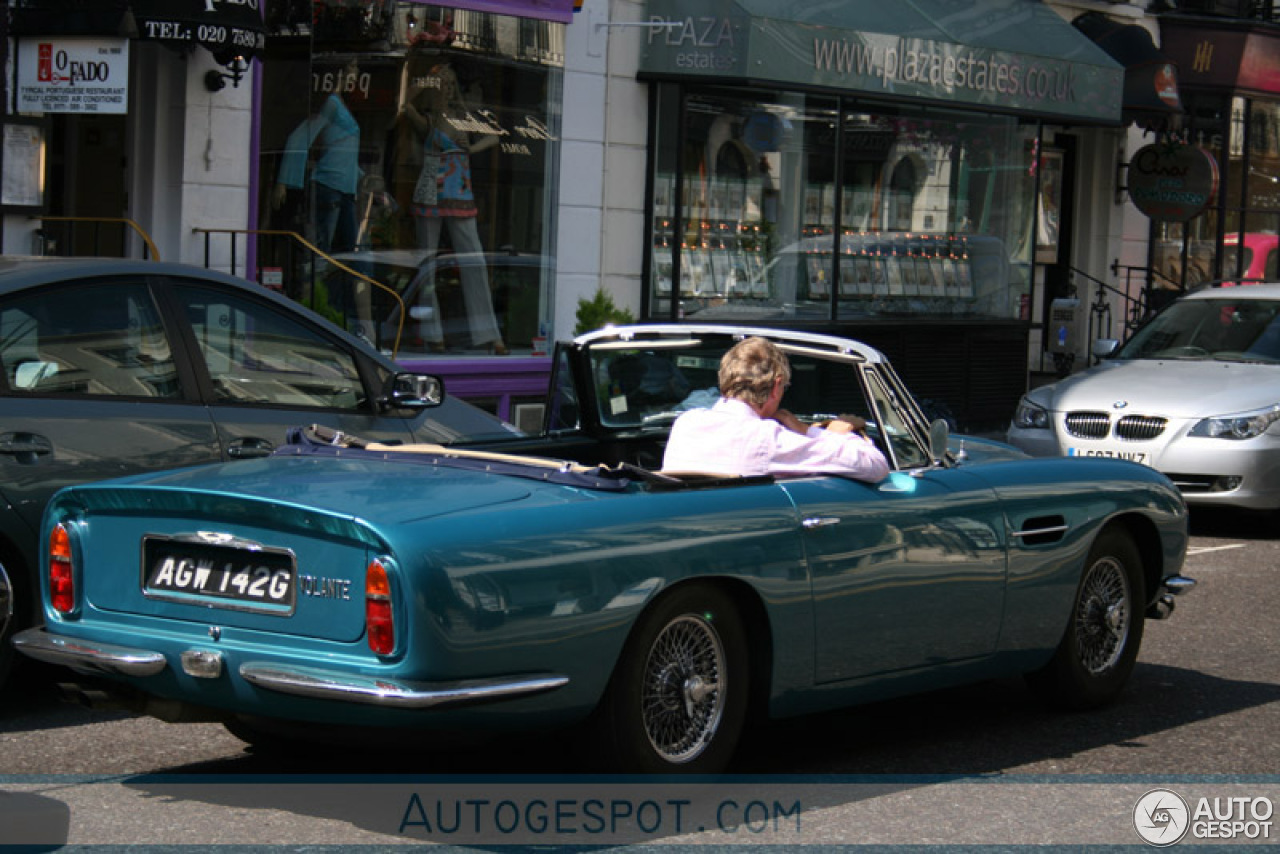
1066;263;1178;367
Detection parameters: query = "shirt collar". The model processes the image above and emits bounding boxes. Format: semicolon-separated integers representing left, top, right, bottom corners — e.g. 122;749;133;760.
712;396;762;420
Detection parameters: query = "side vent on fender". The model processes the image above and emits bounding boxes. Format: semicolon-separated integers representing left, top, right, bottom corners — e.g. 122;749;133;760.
1011;515;1069;546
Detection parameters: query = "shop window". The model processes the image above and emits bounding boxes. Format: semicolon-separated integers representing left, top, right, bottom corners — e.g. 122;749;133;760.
1153;94;1280;289
256;2;563;358
649;90;1037;323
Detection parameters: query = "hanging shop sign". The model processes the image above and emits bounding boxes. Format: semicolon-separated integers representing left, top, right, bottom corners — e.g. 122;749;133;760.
1127;143;1219;221
15;37;130;115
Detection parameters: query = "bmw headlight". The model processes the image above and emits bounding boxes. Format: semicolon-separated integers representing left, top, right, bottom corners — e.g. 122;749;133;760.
1188;405;1280;440
1013;397;1051;430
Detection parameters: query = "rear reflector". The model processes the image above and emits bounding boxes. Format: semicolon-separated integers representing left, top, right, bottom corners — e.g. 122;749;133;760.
366;559;394;655
49;523;74;614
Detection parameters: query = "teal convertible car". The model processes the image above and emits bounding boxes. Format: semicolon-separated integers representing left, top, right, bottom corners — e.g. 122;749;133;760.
14;325;1194;772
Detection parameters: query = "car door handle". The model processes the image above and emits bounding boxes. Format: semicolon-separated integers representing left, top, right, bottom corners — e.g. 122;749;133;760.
0;432;52;464
227;437;274;459
802;516;841;529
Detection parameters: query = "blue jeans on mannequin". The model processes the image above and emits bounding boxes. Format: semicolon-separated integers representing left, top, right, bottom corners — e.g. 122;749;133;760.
413;214;502;350
313;182;357;253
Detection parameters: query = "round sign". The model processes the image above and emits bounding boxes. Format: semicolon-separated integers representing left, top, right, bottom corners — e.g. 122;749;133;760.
1127;143;1219;221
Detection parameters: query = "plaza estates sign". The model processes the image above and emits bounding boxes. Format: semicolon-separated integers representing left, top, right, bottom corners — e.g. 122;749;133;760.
637;0;1124;124
1127;143;1219;221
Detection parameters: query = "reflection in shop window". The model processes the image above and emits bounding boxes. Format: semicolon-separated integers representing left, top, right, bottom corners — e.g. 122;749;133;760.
1152;94;1280;290
649;91;1036;323
257;2;563;358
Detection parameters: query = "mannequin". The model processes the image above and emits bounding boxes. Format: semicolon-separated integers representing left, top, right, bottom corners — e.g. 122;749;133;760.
401;61;505;354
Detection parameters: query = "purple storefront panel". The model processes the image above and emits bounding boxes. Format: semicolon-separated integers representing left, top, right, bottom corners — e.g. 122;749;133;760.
403;0;576;24
399;355;554;422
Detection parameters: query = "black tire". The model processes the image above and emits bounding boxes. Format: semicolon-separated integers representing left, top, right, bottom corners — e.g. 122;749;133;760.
0;558;24;689
1029;528;1145;710
593;584;748;773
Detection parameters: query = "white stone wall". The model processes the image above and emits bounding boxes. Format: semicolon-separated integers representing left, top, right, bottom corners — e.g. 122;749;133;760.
554;0;649;340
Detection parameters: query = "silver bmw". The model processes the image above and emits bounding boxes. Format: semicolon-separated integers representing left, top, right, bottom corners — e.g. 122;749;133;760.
1008;284;1280;510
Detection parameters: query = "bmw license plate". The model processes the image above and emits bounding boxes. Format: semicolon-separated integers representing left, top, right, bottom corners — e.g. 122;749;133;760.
1067;447;1148;464
142;535;296;614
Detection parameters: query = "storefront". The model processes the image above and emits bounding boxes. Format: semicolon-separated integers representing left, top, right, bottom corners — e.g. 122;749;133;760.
252;0;570;374
3;0;267;257
636;0;1125;429
1151;12;1280;291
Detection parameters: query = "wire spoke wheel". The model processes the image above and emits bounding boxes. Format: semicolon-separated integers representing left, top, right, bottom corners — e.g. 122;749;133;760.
641;614;726;764
595;584;747;773
1028;528;1145;710
1074;555;1131;675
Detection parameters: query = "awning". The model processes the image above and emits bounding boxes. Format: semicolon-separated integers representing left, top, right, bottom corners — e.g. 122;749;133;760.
129;0;266;60
1073;13;1182;124
406;1;576;25
637;0;1125;125
1159;15;1280;99
9;0;266;60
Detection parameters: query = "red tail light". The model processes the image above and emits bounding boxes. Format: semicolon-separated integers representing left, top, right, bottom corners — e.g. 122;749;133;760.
365;559;394;655
49;522;74;614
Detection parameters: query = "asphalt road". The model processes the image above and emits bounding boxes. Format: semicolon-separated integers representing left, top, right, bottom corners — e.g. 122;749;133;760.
1;505;1277;847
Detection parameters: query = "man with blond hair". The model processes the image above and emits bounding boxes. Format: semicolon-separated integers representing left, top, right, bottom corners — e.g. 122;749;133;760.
662;337;890;480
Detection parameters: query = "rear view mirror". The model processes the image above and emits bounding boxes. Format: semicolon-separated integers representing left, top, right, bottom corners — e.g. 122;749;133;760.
381;372;444;411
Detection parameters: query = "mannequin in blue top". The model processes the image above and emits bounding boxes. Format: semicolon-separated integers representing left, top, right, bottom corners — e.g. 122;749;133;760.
272;59;362;255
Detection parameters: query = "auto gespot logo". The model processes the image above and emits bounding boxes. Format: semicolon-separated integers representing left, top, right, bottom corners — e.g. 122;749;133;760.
1134;788;1274;846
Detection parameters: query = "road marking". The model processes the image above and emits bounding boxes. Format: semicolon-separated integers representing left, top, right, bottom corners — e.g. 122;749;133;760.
1187;543;1246;556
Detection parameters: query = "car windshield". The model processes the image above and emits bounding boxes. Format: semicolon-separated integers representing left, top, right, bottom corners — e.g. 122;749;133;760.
1118;298;1280;363
581;333;933;470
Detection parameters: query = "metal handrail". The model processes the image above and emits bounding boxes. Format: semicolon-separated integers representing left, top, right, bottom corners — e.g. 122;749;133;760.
192;228;406;357
31;215;161;260
1066;264;1166;367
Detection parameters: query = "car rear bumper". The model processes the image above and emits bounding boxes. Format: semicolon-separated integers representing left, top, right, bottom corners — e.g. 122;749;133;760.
13;626;568;710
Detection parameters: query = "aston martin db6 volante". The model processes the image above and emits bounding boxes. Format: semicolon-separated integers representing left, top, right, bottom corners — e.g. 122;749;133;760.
15;325;1194;772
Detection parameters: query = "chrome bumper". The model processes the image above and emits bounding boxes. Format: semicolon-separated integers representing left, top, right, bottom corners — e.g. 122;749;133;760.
239;663;569;709
1147;574;1196;620
13;627;167;676
13;626;568;710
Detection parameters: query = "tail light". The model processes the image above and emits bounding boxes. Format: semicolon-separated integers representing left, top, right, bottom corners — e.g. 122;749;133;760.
365;558;395;655
49;522;74;614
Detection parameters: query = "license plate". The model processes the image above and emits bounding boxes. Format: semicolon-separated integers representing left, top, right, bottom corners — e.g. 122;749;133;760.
1067;447;1148;464
142;535;296;614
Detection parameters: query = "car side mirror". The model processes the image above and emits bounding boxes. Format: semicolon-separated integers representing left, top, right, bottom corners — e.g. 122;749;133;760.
1091;338;1120;359
928;418;950;465
380;372;444;411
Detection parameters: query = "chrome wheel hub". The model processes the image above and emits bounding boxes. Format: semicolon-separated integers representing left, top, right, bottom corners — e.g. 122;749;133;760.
641;614;726;764
1075;556;1130;675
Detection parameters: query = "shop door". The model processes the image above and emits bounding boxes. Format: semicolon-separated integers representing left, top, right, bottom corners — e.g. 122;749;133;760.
46;113;130;257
